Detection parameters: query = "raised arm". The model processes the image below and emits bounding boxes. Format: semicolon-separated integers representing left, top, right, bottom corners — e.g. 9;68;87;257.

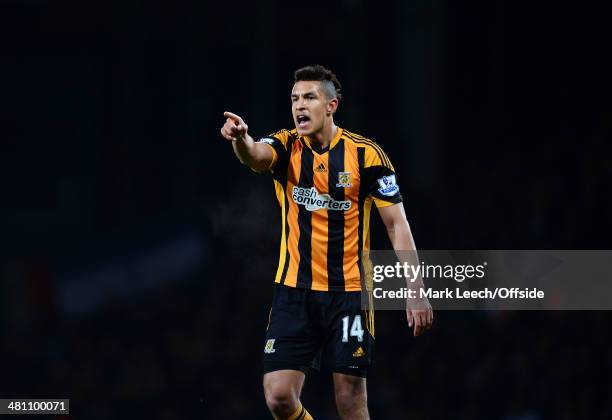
377;203;433;336
220;111;275;173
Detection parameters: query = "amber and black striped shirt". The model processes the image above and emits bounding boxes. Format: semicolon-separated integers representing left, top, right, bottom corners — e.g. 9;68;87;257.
258;127;402;292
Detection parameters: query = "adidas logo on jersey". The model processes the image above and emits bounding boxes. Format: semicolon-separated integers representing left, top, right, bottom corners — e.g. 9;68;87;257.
292;187;351;212
315;163;327;173
353;347;366;357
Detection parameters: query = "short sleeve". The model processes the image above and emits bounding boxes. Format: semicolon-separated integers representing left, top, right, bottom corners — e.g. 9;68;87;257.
362;143;403;207
256;129;291;173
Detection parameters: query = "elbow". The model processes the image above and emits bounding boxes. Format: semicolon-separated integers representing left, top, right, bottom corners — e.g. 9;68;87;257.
385;225;396;238
386;218;409;237
248;159;270;174
398;220;412;236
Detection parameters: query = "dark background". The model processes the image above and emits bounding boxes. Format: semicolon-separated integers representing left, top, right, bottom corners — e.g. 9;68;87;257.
1;0;611;419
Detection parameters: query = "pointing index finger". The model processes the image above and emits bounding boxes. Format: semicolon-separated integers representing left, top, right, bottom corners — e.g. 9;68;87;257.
223;111;243;125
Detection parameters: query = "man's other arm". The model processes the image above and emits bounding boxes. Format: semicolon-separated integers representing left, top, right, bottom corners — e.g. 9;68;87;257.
220;111;275;173
377;203;433;336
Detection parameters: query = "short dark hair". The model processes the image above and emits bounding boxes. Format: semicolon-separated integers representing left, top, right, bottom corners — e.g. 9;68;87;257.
294;65;342;101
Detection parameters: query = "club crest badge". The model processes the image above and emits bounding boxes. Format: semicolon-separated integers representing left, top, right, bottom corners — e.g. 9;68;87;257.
336;172;352;188
264;339;276;354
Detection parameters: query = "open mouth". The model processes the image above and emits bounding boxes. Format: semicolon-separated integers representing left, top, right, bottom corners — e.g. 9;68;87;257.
296;115;310;128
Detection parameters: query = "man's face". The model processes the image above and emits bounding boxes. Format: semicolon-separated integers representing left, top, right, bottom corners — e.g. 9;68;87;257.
291;81;335;136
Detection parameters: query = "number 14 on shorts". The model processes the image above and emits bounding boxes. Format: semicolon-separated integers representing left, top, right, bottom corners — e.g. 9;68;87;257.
341;315;364;342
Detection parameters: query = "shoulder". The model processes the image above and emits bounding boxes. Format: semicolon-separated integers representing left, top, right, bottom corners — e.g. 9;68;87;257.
264;128;299;148
342;129;394;170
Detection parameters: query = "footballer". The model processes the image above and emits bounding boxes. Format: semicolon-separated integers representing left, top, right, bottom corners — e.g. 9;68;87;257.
220;65;433;420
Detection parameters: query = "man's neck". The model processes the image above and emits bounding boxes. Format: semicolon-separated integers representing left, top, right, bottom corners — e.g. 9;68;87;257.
306;122;338;149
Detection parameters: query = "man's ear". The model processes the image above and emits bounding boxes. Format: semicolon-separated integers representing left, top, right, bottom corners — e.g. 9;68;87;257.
327;98;339;116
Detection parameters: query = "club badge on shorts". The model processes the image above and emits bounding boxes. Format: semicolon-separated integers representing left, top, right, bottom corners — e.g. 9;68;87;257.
264;339;276;354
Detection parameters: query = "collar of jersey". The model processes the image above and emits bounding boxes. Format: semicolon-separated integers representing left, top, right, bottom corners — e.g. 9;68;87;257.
301;127;343;154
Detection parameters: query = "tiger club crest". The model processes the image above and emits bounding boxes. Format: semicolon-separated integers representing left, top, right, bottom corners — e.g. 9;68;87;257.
336;172;352;188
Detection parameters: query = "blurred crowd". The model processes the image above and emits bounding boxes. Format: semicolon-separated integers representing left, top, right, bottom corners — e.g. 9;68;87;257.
2;1;611;418
2;130;611;419
2;268;610;420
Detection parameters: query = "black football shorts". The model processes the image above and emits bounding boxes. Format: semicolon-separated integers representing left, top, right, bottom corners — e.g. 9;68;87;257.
263;284;374;378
